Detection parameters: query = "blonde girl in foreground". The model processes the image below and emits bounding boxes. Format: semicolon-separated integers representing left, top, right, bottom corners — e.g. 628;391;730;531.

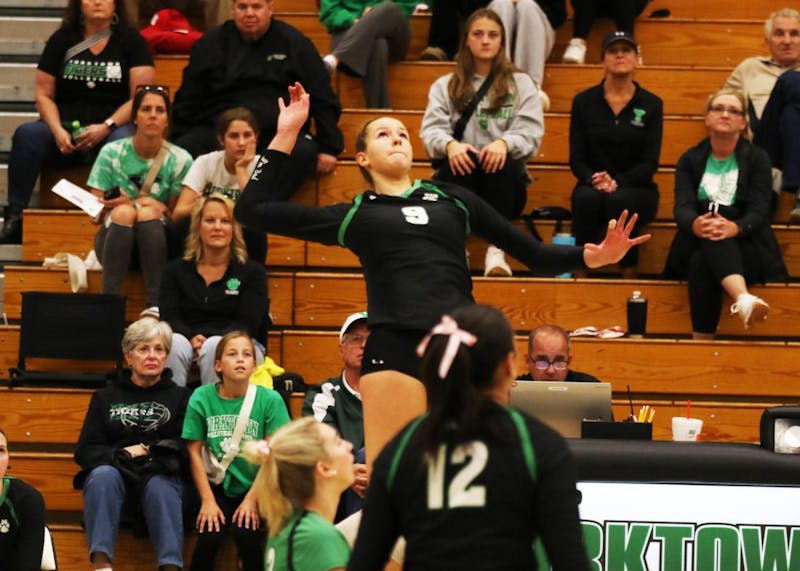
244;417;355;571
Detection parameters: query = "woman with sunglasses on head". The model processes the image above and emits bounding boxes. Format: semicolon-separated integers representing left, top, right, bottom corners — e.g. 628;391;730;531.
0;0;154;245
243;416;355;571
171;107;267;262
236;82;647;459
421;8;544;276
182;331;289;571
0;427;47;571
347;304;590;571
88;84;193;319
569;31;661;279
663;88;788;339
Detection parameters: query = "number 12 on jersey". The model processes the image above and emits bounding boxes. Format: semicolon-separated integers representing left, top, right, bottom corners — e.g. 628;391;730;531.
427;441;488;510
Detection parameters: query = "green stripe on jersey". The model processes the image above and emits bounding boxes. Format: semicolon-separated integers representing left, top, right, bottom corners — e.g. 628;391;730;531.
507;407;537;482
386;415;427;491
338;193;365;246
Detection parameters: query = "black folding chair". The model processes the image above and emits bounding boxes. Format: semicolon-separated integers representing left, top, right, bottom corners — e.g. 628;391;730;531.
9;292;126;387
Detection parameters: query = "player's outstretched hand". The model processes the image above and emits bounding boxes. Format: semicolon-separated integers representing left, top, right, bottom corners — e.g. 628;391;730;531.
582;210;651;268
270;82;310;154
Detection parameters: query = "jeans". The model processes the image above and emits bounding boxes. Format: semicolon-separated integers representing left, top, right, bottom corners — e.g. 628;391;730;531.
7;120;132;208
167;333;265;386
82;465;183;567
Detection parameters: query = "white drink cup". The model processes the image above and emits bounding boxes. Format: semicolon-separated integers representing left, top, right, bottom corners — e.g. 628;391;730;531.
672;417;703;441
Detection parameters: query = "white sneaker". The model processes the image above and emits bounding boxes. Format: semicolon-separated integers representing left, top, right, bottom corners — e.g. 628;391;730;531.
484;246;512;277
140;306;160;320
322;54;338;74
730;293;769;329
562;39;587;64
539;89;551;112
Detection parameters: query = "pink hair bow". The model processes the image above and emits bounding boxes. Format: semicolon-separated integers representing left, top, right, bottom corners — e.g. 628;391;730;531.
416;315;477;378
257;440;271;458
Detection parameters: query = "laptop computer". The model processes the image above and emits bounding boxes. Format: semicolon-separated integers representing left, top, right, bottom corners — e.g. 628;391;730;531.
509;381;613;438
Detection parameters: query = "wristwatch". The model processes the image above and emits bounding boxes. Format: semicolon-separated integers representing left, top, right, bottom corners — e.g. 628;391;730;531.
104;118;117;132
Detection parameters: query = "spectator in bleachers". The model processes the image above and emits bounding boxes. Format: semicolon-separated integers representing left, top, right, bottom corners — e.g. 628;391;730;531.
0;427;46;571
183;331;290;571
419;0;489;61
235;82;648;461
420;8;544;276
487;0;566;106
244;416;355;571
569;31;661;279
562;0;650;64
73;318;190;571
88;84;192;319
0;0;154;245
161;193;269;386
171;0;343;200
347;304;591;571
518;324;601;382
302;312;370;521
172;107;267;262
320;0;420;109
754;70;800;221
724;8;800;133
662;89;788;339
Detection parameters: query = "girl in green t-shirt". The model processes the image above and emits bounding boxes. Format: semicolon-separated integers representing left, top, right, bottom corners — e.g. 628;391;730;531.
244;416;355;571
183;331;290;571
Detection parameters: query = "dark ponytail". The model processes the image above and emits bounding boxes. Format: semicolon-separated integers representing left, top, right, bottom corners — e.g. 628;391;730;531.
418;304;515;456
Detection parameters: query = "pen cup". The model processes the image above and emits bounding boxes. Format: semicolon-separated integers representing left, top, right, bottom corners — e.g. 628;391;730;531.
672;417;703;442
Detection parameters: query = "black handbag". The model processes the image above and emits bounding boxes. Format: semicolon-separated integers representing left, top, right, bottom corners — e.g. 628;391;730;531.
431;73;495;171
521;206;572;242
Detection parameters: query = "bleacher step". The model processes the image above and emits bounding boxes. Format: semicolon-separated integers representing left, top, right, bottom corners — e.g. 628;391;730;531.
0;16;60;56
0;109;36;152
0;62;35;102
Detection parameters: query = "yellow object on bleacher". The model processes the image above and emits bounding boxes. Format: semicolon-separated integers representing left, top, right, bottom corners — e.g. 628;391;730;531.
249;357;285;389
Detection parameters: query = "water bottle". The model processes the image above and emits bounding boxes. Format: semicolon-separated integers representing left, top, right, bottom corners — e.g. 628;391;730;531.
62;120;83;143
551;233;576;278
627;290;647;338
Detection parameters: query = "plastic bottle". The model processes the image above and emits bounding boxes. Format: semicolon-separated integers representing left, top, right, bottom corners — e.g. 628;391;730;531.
627;290;647;338
551;233;576;278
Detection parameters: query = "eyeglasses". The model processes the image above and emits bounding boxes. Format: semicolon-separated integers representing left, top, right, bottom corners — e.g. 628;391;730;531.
342;334;368;346
531;358;568;371
136;84;170;95
708;105;744;116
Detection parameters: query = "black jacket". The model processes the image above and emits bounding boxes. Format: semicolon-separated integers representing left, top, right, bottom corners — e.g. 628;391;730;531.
663;137;789;282
172;19;343;155
73;369;191;489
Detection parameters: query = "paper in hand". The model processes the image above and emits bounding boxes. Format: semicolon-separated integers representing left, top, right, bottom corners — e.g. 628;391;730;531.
51;178;104;219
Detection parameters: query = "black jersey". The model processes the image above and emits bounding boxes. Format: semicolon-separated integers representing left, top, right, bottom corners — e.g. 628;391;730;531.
347;403;591;571
237;151;586;330
0;476;45;571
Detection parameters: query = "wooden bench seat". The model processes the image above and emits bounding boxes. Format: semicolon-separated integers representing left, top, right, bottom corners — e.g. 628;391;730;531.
335;63;732;115
290;273;800;337
1;267;295;325
276;14;766;67
338;109;707;166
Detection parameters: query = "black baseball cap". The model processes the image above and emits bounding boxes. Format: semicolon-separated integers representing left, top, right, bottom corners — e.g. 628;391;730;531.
601;30;638;52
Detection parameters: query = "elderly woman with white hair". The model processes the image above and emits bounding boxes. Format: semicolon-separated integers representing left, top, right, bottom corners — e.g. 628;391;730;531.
73;318;191;571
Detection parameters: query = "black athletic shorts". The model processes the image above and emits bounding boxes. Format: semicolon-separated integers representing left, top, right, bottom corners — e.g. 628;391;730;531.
360;328;426;377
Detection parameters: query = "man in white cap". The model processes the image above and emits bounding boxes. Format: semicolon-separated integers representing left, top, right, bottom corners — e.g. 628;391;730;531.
302;311;369;520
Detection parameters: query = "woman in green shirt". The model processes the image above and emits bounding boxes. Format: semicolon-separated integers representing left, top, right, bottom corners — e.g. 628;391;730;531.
245;416;355;571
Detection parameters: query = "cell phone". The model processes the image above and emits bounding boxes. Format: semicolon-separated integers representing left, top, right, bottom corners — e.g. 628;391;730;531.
104;187;121;200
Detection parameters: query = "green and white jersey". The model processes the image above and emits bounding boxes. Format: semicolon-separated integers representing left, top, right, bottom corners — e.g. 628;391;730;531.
182;383;290;497
265;509;350;571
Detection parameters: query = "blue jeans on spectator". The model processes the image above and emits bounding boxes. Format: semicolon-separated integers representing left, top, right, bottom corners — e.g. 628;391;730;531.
82;465;184;568
7;120;133;208
336;447;366;522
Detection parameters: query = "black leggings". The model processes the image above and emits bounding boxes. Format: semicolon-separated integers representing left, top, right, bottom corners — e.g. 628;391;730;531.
189;487;264;571
688;238;764;334
570;0;650;38
570;183;658;268
435;155;529;220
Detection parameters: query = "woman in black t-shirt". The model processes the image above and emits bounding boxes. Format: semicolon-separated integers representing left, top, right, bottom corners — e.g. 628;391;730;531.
0;0;154;244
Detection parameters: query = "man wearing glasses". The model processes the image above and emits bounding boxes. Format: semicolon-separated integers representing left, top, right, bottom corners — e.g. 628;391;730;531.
302;312;369;520
518;324;600;383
